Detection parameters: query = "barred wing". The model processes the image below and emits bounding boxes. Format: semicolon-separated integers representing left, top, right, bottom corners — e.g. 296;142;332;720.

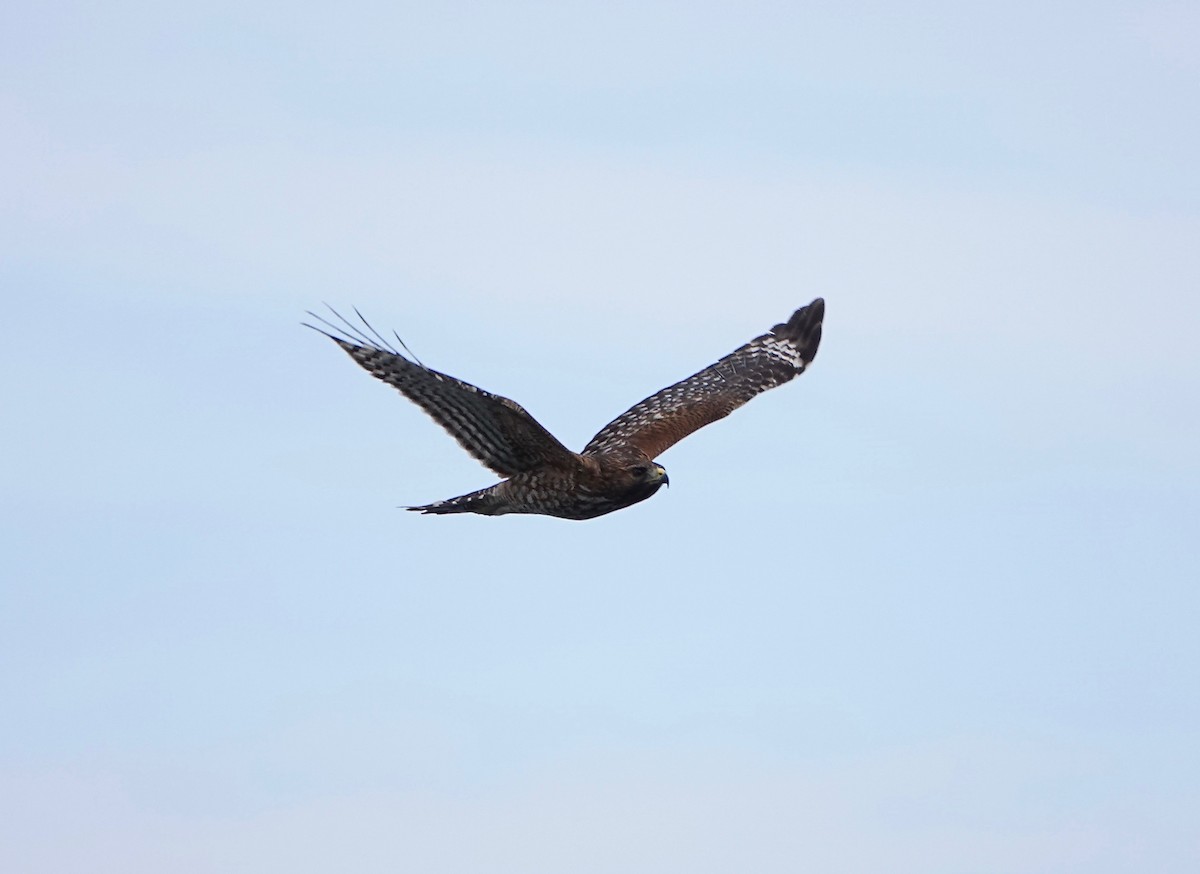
584;299;824;460
307;311;576;477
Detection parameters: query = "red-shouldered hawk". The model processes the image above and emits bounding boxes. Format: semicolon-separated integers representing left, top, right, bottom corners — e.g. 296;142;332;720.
307;299;824;519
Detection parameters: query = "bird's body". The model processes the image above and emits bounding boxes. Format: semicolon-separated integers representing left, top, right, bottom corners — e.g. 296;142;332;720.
415;447;666;520
308;299;824;519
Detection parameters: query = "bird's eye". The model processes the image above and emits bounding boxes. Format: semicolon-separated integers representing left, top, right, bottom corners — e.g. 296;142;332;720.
632;465;648;477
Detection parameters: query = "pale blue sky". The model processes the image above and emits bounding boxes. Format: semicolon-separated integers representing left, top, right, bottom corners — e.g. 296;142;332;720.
2;2;1198;872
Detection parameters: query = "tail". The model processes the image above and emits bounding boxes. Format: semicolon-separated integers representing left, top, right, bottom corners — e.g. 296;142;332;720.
405;483;508;516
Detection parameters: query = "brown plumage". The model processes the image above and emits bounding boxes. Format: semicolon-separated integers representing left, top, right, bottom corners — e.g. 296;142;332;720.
306;299;824;519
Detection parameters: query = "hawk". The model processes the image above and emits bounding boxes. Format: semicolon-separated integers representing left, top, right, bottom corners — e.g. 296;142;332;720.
307;299;824;520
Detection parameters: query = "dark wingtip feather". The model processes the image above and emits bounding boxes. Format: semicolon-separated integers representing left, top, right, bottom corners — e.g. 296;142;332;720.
301;317;339;342
773;297;824;364
304;305;431;370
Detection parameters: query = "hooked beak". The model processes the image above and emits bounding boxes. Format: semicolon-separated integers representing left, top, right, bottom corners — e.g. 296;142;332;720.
655;464;669;488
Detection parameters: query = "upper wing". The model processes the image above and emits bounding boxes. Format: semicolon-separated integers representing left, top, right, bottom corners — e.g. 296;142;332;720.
583;299;824;459
307;308;577;477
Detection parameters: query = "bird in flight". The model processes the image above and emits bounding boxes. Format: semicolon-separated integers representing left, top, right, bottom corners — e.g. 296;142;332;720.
307;299;824;519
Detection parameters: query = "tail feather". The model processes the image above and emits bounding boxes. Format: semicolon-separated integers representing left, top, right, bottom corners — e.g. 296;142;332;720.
405;484;506;516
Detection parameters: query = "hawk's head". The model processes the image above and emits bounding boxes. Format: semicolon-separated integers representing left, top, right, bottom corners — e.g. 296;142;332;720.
611;459;668;512
629;461;669;489
586;449;669;516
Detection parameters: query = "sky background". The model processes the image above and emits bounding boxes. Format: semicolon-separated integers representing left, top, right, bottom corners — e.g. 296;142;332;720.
2;1;1198;871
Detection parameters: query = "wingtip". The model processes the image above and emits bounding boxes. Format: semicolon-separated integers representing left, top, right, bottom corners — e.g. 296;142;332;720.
794;297;824;325
775;298;824;364
303;320;358;353
776;298;824;333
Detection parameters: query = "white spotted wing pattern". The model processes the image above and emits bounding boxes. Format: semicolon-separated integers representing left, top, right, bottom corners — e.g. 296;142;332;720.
583;299;824;460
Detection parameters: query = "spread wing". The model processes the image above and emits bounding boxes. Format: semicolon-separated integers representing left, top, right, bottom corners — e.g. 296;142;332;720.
306;308;576;477
584;298;824;460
